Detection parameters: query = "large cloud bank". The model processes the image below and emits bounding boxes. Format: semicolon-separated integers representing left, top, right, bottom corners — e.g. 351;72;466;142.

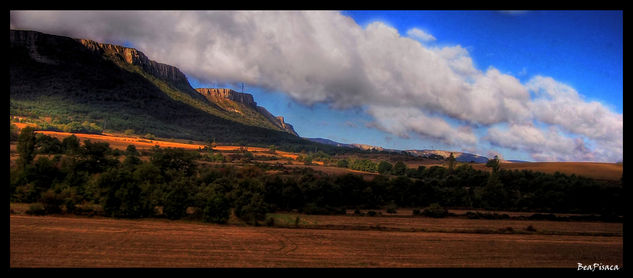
10;11;623;162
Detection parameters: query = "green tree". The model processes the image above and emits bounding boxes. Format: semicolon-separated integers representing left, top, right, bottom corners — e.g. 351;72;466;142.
234;192;269;225
377;161;393;175
17;126;36;168
150;147;198;179
486;155;501;174
447;153;456;173
62;135;81;155
79;140;115;173
480;172;508;210
336;159;349;168
162;177;193;220
35;134;63;154
10;124;19;142
202;192;231;224
392;161;407;176
125;144;140;157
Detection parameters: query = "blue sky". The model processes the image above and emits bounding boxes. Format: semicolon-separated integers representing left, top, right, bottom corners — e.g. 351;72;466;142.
11;10;623;162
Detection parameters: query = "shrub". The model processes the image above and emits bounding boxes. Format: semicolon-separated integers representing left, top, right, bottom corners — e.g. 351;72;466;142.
422;203;448;218
412;209;421;216
265;216;275;227
385;202;398;214
294;216;301;227
26;203;46;216
40;189;63;214
336;159;349;168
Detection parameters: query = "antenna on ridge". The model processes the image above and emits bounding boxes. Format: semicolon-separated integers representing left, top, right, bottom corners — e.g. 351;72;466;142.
241;83;244;93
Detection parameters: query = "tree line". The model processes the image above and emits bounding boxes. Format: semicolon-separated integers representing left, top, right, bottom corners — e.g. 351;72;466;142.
10;127;623;225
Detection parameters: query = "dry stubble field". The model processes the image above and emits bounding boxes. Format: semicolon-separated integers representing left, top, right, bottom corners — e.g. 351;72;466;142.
10;215;622;268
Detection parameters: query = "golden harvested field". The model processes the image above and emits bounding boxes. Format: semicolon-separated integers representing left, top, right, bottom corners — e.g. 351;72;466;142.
32;131;300;160
471;162;622;181
10;215;622;268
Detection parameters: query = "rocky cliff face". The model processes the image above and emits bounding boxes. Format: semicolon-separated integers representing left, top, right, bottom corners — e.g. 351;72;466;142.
196;87;297;136
78;39;201;99
256;106;298;136
9;30;59;65
11;29;300;139
196;88;257;107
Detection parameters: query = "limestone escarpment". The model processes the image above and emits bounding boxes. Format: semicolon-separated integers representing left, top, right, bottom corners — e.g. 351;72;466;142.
11;29;302;140
256;106;298;136
78;39;197;96
196;88;298;136
196;88;257;108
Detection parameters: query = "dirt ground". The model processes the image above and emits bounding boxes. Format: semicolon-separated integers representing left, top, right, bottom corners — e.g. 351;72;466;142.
10;215;623;268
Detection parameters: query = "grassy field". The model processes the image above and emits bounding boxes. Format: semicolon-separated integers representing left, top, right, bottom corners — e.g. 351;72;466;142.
10;214;622;268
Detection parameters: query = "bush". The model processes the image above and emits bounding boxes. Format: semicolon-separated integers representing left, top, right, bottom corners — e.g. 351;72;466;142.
385;202;398;214
336;159;349;168
422;203;448;218
26;203;46;216
412;209;421;216
265;216;275;227
40;189;64;214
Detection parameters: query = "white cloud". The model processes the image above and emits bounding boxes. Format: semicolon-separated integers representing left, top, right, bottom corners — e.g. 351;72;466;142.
486;123;620;162
367;105;478;148
406;28;436;42
9;11;622;161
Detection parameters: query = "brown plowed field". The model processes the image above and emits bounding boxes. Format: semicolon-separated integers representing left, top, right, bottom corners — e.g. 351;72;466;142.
10;215;622;268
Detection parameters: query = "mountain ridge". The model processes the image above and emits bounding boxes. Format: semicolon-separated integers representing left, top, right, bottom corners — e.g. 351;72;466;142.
9;29;304;146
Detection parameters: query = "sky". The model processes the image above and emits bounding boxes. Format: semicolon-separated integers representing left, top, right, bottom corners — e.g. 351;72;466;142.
9;10;623;162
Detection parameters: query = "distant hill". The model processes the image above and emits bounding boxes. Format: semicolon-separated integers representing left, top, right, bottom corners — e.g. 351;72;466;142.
405;150;489;163
9;29;304;146
305;138;396;152
305;138;354;148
